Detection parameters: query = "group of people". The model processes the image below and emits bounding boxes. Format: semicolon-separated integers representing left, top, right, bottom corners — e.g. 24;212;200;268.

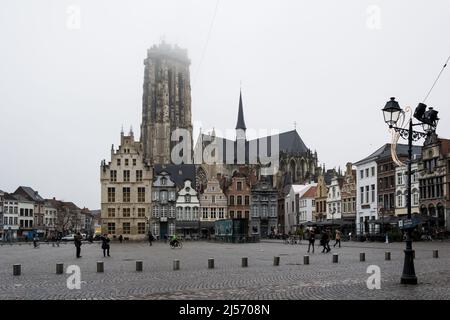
74;232;111;258
306;228;342;254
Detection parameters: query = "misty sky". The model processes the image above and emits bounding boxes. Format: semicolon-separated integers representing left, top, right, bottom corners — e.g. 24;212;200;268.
1;0;449;209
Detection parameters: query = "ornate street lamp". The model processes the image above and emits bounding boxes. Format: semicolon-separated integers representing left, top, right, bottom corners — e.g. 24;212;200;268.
381;97;439;285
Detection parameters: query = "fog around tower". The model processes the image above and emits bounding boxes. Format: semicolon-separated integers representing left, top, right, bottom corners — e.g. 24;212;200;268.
0;0;449;209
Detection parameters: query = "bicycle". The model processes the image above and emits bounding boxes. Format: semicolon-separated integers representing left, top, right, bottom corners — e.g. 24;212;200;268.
170;239;183;249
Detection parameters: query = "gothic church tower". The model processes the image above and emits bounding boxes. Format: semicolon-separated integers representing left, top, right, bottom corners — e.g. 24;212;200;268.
140;42;193;164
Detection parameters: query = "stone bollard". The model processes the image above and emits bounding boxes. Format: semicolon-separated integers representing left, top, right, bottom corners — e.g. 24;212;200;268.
241;257;248;268
97;261;104;273
13;264;21;276
385;252;391;261
273;256;280;266
433;250;439;258
208;258;215;269
136;261;143;272
303;255;309;265
56;263;64;274
332;254;338;263
360;253;366;262
173;260;180;270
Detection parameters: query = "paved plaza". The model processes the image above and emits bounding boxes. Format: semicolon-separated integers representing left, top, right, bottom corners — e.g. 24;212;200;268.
0;240;449;300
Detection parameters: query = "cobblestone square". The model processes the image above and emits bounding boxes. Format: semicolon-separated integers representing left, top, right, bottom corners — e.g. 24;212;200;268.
0;240;449;300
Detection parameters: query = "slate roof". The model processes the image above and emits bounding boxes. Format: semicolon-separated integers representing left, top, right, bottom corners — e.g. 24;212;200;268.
354;143;422;166
200;129;309;165
154;164;196;189
236;91;246;130
14;186;45;202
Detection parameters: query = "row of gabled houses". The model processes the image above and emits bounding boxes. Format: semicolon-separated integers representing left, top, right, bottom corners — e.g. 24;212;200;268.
0;186;99;241
278;133;449;238
100;131;279;240
100;129;450;240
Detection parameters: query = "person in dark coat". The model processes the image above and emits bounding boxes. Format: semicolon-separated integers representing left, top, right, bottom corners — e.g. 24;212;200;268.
74;232;82;258
321;230;330;253
148;232;153;246
307;228;315;253
118;234;123;244
101;234;111;257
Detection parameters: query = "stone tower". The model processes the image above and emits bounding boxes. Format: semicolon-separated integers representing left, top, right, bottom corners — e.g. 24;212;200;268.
140;42;193;164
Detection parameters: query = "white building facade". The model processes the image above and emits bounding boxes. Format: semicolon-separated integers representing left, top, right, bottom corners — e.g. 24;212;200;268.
176;180;200;237
285;184;317;233
2;194;19;241
299;186;317;224
355;160;378;236
326;176;343;220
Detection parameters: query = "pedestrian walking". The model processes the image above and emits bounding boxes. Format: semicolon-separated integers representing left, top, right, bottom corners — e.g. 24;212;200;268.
148;232;153;246
321;230;330;253
118;234;123;244
33;234;39;248
326;229;332;252
74;232;82;258
334;229;342;248
101;234;111;257
307;228;315;253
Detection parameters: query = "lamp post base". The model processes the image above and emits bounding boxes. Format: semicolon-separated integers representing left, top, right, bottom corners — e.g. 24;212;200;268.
400;249;418;285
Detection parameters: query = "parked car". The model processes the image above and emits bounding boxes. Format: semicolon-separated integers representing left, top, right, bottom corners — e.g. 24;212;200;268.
61;234;75;241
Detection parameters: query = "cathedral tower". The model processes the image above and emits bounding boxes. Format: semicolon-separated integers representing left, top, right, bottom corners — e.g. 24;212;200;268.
140;42;193;164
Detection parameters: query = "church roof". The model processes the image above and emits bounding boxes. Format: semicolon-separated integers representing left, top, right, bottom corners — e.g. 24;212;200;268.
199;129;309;165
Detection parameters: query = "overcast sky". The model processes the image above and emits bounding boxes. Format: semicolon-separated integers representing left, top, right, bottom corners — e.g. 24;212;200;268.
1;0;449;209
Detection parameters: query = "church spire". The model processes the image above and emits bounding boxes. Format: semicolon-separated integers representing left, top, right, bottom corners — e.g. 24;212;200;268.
235;90;247;131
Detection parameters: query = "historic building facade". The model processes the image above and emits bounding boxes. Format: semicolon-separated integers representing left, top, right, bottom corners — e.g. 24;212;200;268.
151;171;177;239
418;134;450;231
199;177;228;238
377;145;421;218
395;159;420;217
1;193;19;241
175;180;200;237
314;170;333;222
140;42;193;165
100;130;153;240
194;91;320;193
326;174;343;221
250;177;278;238
341;163;357;229
299;186;316;224
225;171;251;234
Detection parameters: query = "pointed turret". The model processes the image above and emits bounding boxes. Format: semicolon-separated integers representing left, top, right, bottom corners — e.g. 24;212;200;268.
236;90;247;141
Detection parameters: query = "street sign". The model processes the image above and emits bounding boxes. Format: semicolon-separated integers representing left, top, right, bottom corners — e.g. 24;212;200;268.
399;217;420;229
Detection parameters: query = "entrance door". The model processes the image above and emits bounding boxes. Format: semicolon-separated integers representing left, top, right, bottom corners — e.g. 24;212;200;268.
260;222;268;238
160;222;168;239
